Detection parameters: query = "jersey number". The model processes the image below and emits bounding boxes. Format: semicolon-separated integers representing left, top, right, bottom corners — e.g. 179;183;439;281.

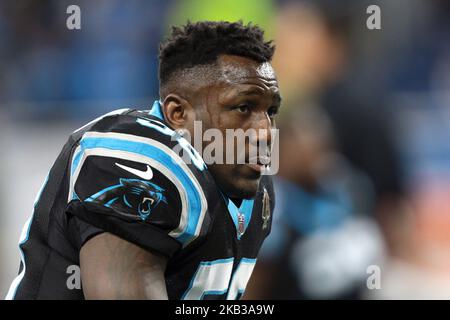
182;258;256;300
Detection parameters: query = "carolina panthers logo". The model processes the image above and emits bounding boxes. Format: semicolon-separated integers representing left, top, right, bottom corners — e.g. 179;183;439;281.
85;178;167;221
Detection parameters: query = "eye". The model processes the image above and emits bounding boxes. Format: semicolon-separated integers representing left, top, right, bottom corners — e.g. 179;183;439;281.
267;106;279;118
233;104;250;114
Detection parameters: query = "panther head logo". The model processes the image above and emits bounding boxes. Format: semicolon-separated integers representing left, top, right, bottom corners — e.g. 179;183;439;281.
86;178;167;221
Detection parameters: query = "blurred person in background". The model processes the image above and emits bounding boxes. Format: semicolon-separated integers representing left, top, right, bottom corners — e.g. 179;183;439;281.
362;0;450;299
246;0;450;299
245;0;386;299
247;1;409;299
244;102;387;299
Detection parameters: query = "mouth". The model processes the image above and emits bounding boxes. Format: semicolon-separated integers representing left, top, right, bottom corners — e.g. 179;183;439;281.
245;156;270;173
245;163;265;173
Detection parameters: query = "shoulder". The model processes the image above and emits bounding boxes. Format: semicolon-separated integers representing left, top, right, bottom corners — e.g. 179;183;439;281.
73;108;205;172
67;107;214;251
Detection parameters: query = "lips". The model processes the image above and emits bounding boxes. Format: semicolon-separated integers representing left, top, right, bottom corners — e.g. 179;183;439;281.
245;155;270;173
246;163;265;173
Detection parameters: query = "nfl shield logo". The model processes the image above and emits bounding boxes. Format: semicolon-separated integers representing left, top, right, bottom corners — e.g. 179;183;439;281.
238;212;245;236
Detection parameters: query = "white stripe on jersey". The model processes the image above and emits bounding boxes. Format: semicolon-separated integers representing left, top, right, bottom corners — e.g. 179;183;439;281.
72;108;130;134
5;175;49;300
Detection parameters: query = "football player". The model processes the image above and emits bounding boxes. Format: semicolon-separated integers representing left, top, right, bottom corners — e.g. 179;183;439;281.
6;21;281;300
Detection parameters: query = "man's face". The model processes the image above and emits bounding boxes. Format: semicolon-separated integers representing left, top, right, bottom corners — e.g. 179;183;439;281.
194;55;281;199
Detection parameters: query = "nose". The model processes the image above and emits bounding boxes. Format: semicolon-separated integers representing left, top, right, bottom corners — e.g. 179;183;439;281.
250;112;273;149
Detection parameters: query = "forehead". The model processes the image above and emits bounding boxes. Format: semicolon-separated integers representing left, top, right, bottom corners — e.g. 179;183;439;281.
216;55;278;85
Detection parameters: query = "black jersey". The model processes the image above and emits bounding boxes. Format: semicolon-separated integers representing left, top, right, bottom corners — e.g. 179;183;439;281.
6;101;274;300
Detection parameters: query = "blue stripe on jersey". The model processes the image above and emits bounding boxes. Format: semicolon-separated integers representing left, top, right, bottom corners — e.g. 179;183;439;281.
198;257;234;266
136;117;206;171
240;257;257;264
75;136;203;246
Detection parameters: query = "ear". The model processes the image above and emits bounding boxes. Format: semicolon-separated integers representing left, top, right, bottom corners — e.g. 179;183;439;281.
162;94;195;130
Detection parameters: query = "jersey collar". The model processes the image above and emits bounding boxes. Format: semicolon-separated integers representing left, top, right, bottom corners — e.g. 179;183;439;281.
148;100;165;121
223;195;254;240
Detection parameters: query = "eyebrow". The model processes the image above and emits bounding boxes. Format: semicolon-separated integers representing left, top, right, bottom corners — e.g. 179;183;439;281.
236;88;282;103
236;88;264;97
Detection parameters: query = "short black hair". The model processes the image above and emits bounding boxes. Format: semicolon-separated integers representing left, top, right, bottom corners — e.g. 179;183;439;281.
158;21;275;85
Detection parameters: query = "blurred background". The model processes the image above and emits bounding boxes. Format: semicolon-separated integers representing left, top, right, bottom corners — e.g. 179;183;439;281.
0;0;449;299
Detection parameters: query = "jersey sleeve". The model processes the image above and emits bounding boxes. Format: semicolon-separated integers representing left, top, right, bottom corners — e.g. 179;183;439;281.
65;119;209;258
